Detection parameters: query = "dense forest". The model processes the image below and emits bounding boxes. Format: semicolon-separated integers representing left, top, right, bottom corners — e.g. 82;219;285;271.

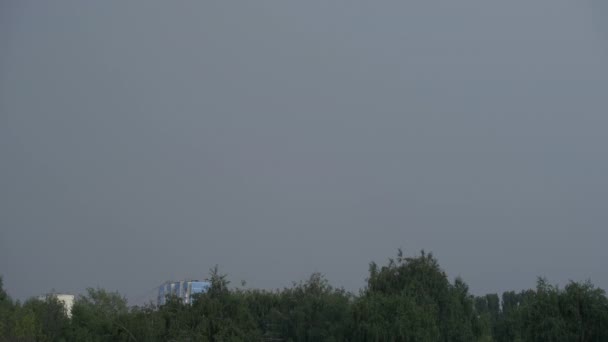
2;250;608;341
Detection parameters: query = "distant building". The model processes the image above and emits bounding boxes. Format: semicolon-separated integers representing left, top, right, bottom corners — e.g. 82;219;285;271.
38;293;75;318
157;280;210;305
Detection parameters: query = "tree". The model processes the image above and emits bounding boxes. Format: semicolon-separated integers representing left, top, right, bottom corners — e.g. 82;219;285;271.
274;272;352;341
556;280;608;341
0;276;15;340
522;278;568;341
12;304;39;342
181;266;262;341
4;250;608;341
68;288;132;341
359;250;482;341
22;296;70;342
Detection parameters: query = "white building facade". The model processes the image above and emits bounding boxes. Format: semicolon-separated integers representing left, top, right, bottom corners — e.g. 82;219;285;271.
38;293;75;318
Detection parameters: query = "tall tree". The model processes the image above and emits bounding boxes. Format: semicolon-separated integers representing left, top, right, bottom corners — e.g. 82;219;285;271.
0;276;14;340
68;288;132;341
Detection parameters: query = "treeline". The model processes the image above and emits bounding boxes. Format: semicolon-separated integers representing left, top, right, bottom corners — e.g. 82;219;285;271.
2;250;608;341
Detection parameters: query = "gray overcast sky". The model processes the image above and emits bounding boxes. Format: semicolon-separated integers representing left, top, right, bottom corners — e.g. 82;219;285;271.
1;1;608;303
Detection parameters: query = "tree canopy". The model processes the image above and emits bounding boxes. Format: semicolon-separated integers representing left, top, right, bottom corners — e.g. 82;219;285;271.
1;251;607;341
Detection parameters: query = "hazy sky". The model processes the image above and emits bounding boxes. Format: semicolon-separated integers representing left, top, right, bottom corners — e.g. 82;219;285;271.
1;1;607;303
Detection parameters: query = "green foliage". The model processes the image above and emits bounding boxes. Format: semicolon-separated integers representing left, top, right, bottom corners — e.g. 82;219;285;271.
560;280;608;341
68;288;131;341
23;296;70;342
474;293;500;340
271;272;352;341
12;305;40;342
187;267;262;341
0;276;14;340
363;250;480;341
2;250;608;341
353;291;440;341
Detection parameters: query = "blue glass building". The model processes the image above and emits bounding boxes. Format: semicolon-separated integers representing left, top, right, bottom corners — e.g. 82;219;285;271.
157;280;211;305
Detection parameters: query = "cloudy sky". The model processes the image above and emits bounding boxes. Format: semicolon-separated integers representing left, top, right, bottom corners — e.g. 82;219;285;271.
1;1;607;303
